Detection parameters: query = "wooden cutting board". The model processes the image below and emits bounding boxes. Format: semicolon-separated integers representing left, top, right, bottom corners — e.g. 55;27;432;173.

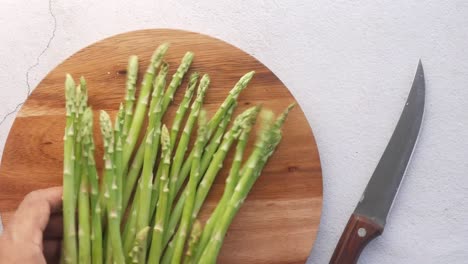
0;29;322;264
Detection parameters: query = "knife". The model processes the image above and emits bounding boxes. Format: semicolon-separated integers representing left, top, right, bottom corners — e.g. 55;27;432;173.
330;61;425;264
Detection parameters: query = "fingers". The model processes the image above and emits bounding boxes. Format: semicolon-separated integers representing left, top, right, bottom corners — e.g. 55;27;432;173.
43;239;62;264
7;187;63;246
44;213;63;240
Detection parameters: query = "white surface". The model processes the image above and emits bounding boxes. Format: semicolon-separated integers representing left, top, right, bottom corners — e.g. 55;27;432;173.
1;0;468;263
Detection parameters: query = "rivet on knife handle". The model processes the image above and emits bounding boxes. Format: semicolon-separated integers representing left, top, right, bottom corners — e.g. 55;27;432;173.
329;214;383;264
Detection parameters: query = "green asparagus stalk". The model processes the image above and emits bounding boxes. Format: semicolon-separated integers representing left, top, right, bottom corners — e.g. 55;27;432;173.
198;106;294;263
161;104;235;247
183;220;202;264
170;72;199;150
123;189;139;259
171;71;255;204
123;43;169;166
171;110;208;264
122;62;169;213
206;71;254;136
100;111;125;264
82;108;103;264
168;74;210;206
161;51;194;114
163;106;259;249
74;78;87;196
63;74;78;264
128;227;150;264
175;102;236;195
147;126;172;263
134;62;168;237
77;153;91;264
148;72;199;216
193;106;257;262
114;103;125;217
122;55;139;139
192;105;260;218
161;240;175;264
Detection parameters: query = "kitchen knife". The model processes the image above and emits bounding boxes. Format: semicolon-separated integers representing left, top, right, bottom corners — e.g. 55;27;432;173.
330;61;425;264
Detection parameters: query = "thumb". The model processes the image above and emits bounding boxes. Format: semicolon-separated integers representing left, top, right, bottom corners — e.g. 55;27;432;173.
7;187;63;247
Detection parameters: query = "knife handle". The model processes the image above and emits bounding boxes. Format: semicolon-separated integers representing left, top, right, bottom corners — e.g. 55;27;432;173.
330;213;384;264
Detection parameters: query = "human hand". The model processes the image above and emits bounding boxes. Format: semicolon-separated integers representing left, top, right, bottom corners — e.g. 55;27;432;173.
0;187;63;264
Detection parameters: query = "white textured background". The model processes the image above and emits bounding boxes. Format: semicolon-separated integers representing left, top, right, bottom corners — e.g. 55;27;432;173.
1;1;468;263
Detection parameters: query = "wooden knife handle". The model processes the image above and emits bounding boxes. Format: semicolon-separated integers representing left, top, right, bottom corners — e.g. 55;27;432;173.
330;213;384;264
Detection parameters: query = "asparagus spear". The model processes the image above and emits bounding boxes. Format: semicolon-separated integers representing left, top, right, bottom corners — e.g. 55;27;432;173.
147;126;172;263
171;70;255;204
123;51;193;214
198;106;294;263
148;72;199;216
114;103;125;217
122;63;169;212
123;43;169;166
161;240;175;264
123;190;139;259
170;72;199;151
63;74;78;264
100;111;125;264
128;227;150;264
122;55;139;139
171;110;208;264
168;74;210;206
175;102;236;195
134;63;168;251
161;104;235;248
163;106;260;249
193;106;256;262
183;220;202;264
192;106;260;219
74;78;87;195
77;153;91;264
82;108;103;264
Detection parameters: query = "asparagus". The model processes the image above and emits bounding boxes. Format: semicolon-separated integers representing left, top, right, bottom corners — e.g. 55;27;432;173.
198;106;294;263
63;74;78;264
122;62;169;212
82;108;103;264
193;107;256;262
171;110;208;264
170;72;199;150
176;102;236;195
123;51;193;214
162;106;259;249
147;126;172;263
74;78;87;195
77;153;91;264
100;111;125;264
161;104;235;248
122;55;139;139
123;43;169;166
161;240;175;264
168;74;210;206
122;190;139;259
134;63;168;251
171;70;255;204
128;227;150;264
193;106;260;219
183;220;202;264
114;103;125;217
148;72;199;215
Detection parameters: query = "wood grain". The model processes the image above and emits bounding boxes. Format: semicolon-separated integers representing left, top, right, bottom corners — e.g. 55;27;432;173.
0;29;322;263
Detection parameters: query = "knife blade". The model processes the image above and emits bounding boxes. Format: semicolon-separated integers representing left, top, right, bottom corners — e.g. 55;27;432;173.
330;61;425;264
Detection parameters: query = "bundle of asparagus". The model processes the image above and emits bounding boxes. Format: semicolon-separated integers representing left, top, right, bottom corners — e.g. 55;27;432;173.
62;43;294;264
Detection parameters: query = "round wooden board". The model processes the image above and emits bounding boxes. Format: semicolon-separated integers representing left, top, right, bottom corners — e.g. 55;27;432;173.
0;29;322;264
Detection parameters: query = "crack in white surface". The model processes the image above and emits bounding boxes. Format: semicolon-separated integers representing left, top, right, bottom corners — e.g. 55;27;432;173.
0;0;57;129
